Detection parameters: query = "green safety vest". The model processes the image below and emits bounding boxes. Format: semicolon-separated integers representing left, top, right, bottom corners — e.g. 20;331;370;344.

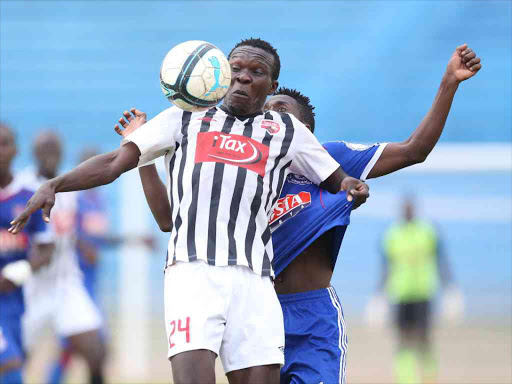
382;220;439;303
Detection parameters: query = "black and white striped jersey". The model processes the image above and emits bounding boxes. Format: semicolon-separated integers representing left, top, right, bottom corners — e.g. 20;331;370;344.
122;105;340;276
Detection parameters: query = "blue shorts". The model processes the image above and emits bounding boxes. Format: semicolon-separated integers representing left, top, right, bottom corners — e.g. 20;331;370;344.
0;315;24;365
278;287;348;384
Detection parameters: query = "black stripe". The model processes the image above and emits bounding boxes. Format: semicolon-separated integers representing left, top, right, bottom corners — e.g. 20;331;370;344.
185;108;218;260
270;158;293;214
164;148;179;268
264;112;295;214
227;118;255;265
171;112;192;263
206;115;237;264
244;113;274;272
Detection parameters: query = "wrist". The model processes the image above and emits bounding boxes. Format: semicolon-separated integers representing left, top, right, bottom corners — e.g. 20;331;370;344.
441;73;461;89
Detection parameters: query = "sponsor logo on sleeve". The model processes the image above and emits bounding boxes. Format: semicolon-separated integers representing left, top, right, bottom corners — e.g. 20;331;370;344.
261;120;280;135
286;173;313;185
269;192;311;232
195;132;269;177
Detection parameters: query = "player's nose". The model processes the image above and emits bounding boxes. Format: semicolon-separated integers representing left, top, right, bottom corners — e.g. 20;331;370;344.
235;70;251;84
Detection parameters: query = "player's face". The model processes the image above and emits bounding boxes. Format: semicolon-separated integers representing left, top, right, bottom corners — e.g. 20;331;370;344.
224;47;278;117
264;95;311;131
34;138;62;176
0;126;17;174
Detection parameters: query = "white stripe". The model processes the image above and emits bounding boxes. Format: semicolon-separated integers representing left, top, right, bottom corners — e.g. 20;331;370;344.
360;143;388;181
327;287;346;384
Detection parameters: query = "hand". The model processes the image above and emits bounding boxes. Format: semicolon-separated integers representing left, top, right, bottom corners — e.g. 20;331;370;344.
340;177;370;209
446;44;482;83
114;108;147;137
8;182;55;234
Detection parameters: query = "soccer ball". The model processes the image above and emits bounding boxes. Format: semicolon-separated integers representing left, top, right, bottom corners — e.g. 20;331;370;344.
160;40;232;112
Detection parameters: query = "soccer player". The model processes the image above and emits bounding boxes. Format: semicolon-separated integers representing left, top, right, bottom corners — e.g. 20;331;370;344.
20;133;106;384
375;196;459;384
0;123;54;384
118;43;481;383
264;44;481;384
9;38;369;384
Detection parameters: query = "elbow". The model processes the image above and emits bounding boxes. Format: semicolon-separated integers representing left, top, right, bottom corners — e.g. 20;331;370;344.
405;145;429;165
157;219;172;233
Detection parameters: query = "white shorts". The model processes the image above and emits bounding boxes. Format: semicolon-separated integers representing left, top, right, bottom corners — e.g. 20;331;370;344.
164;260;285;373
22;274;102;350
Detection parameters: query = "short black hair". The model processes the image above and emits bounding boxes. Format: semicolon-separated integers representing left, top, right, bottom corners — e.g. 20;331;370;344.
274;87;316;132
229;38;281;81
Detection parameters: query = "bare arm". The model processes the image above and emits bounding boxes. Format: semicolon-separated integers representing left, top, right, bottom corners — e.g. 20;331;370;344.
139;164;172;232
116;109;173;232
367;44;482;179
320;166;370;209
9;140;141;234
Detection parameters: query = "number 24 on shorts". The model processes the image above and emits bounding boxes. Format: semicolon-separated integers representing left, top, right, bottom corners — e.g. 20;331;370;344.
168;317;190;349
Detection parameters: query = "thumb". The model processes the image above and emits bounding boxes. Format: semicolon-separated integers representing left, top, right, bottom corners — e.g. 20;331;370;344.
42;201;54;223
456;43;467;53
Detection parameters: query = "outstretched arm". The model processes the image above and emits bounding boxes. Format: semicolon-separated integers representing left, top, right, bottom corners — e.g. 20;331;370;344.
116;109;173;232
9;133;142;234
367;44;482;179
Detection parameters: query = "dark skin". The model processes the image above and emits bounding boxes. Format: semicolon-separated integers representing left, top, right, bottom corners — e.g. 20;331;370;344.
10;46;367;384
0;125;54;375
264;43;481;295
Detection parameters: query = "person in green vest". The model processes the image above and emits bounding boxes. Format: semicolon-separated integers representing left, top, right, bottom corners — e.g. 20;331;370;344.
376;196;462;384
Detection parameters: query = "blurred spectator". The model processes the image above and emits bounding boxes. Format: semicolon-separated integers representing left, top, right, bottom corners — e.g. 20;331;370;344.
366;196;464;384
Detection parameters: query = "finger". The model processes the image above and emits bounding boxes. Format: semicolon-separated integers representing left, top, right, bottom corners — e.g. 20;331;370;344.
8;218;29;234
118;117;129;128
123;110;134;122
461;47;472;56
462;51;476;63
42;201;54;223
470;63;482;72
132;108;146;118
114;124;123;136
466;57;480;67
346;192;353;202
456;43;467;53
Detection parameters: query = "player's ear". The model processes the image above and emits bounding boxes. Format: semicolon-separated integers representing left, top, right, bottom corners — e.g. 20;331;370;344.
304;123;312;132
269;80;279;95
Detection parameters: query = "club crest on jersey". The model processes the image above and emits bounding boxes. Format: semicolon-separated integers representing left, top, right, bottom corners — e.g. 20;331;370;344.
260;120;280;135
195;132;269;177
269;192;311;232
286;173;313;185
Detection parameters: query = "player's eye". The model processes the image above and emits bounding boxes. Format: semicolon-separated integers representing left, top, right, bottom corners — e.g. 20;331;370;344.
231;66;240;72
278;107;287;112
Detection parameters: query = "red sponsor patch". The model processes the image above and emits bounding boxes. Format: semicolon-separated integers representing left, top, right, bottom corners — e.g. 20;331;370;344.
261;120;280;135
195;132;269;177
269;192;312;229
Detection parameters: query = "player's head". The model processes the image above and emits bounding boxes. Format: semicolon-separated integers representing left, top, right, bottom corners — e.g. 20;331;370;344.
402;195;416;222
32;130;62;179
224;38;280;116
78;147;99;164
264;87;316;133
0;122;17;175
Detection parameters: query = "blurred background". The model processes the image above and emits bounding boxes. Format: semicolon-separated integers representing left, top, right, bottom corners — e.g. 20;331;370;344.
1;0;510;383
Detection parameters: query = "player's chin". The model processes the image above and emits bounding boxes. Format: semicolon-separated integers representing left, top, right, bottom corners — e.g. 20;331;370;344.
226;99;251;116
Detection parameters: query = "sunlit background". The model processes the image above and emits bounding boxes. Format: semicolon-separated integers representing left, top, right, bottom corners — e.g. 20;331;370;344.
1;1;511;383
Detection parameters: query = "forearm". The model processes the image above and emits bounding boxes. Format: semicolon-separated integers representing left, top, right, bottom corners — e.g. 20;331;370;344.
319;166;349;194
139;164;172;232
51;144;139;193
406;75;459;161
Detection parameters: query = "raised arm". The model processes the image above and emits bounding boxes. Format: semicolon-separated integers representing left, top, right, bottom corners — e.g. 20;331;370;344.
367;44;482;179
9;132;142;234
116;109;173;232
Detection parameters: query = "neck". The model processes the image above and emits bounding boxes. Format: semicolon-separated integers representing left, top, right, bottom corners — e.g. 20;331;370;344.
0;169;13;189
220;104;263;120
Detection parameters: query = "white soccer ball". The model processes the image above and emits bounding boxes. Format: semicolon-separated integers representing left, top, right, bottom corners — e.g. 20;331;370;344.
160;40;232;112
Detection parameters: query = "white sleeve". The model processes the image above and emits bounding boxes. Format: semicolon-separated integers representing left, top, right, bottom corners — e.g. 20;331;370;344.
287;114;340;185
121;107;182;167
